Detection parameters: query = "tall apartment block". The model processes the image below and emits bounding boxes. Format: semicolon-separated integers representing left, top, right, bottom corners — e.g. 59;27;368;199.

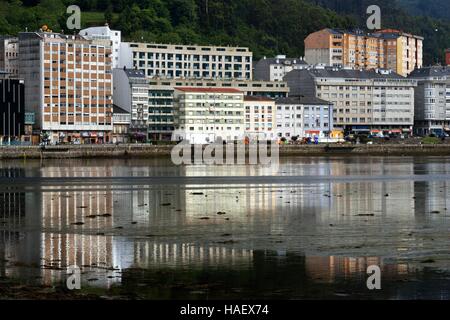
304;28;423;76
120;43;253;80
172;87;245;144
0;36;19;78
408;66;450;136
18;31;113;144
254;55;308;81
284;66;417;134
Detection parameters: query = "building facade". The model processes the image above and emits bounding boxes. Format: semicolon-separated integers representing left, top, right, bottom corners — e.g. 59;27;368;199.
172;87;245;144
113;68;149;141
120;43;253;80
408;66;450;136
0;78;24;144
275;96;333;140
254;55;308;81
243;96;276;141
0;36;19;78
79;25;122;69
284;66;416;134
147;78;289;141
18;31;113;144
112;105;131;144
446;49;450;66
304;28;423;76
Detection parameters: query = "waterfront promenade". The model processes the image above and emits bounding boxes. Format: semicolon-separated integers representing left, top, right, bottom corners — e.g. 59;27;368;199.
3;143;450;159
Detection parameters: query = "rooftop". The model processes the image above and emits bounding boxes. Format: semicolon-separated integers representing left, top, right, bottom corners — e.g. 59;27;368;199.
320;28;424;40
123;68;146;78
244;96;274;102
113;105;130;114
174;87;242;93
408;66;450;78
257;56;307;66
276;95;332;105
287;66;406;80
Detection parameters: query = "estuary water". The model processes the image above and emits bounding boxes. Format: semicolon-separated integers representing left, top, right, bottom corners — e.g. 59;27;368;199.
0;156;449;299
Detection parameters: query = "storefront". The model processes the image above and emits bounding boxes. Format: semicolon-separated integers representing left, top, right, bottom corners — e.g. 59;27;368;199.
45;131;112;144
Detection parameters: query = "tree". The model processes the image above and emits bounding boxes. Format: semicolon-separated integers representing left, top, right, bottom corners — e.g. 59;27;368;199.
104;5;113;24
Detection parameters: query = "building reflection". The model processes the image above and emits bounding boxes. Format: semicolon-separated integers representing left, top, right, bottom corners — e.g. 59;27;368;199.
0;158;449;295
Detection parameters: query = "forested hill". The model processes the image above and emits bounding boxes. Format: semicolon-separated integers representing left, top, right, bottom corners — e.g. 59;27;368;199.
397;0;450;21
1;0;449;65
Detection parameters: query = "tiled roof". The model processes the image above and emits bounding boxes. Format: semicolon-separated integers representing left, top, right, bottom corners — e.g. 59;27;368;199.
244;96;274;102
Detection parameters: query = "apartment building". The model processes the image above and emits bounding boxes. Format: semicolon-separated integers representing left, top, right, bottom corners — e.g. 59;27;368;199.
120;42;252;80
0;36;19;78
304;28;423;76
18;31;113;144
275;96;333;140
0;78;24;144
79;25;122;68
147;78;289;141
284;66;416;134
408;66;450;136
113;68;149;141
172;87;245;144
243;96;276;141
254;55;308;81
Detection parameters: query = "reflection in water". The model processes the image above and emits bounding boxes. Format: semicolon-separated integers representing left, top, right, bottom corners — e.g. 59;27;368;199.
0;157;449;299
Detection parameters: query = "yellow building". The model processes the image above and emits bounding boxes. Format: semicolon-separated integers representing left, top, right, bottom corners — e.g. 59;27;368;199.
305;28;423;77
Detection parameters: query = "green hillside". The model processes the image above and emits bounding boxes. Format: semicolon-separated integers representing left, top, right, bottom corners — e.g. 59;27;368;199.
397;0;450;21
0;0;449;64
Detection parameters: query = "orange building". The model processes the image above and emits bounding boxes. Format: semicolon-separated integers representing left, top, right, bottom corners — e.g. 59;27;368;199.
305;28;423;77
18;31;113;144
446;49;450;66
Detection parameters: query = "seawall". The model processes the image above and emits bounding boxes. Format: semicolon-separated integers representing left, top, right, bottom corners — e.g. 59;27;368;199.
2;144;450;159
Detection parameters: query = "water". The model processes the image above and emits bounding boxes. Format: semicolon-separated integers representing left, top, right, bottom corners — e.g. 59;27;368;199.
0;156;449;299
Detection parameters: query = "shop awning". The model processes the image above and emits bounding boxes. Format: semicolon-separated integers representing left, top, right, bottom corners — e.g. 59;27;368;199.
305;130;320;134
390;129;402;133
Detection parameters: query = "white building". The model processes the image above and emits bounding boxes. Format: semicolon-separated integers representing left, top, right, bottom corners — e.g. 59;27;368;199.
275;96;333;140
113;68;149;141
120;42;252;80
80;25;122;68
0;36;19;78
284;66;416;134
408;66;450;136
244;96;276;140
172;87;245;144
254;55;308;82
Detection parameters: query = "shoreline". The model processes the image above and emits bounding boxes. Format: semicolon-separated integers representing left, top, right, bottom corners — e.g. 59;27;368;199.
2;144;450;159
